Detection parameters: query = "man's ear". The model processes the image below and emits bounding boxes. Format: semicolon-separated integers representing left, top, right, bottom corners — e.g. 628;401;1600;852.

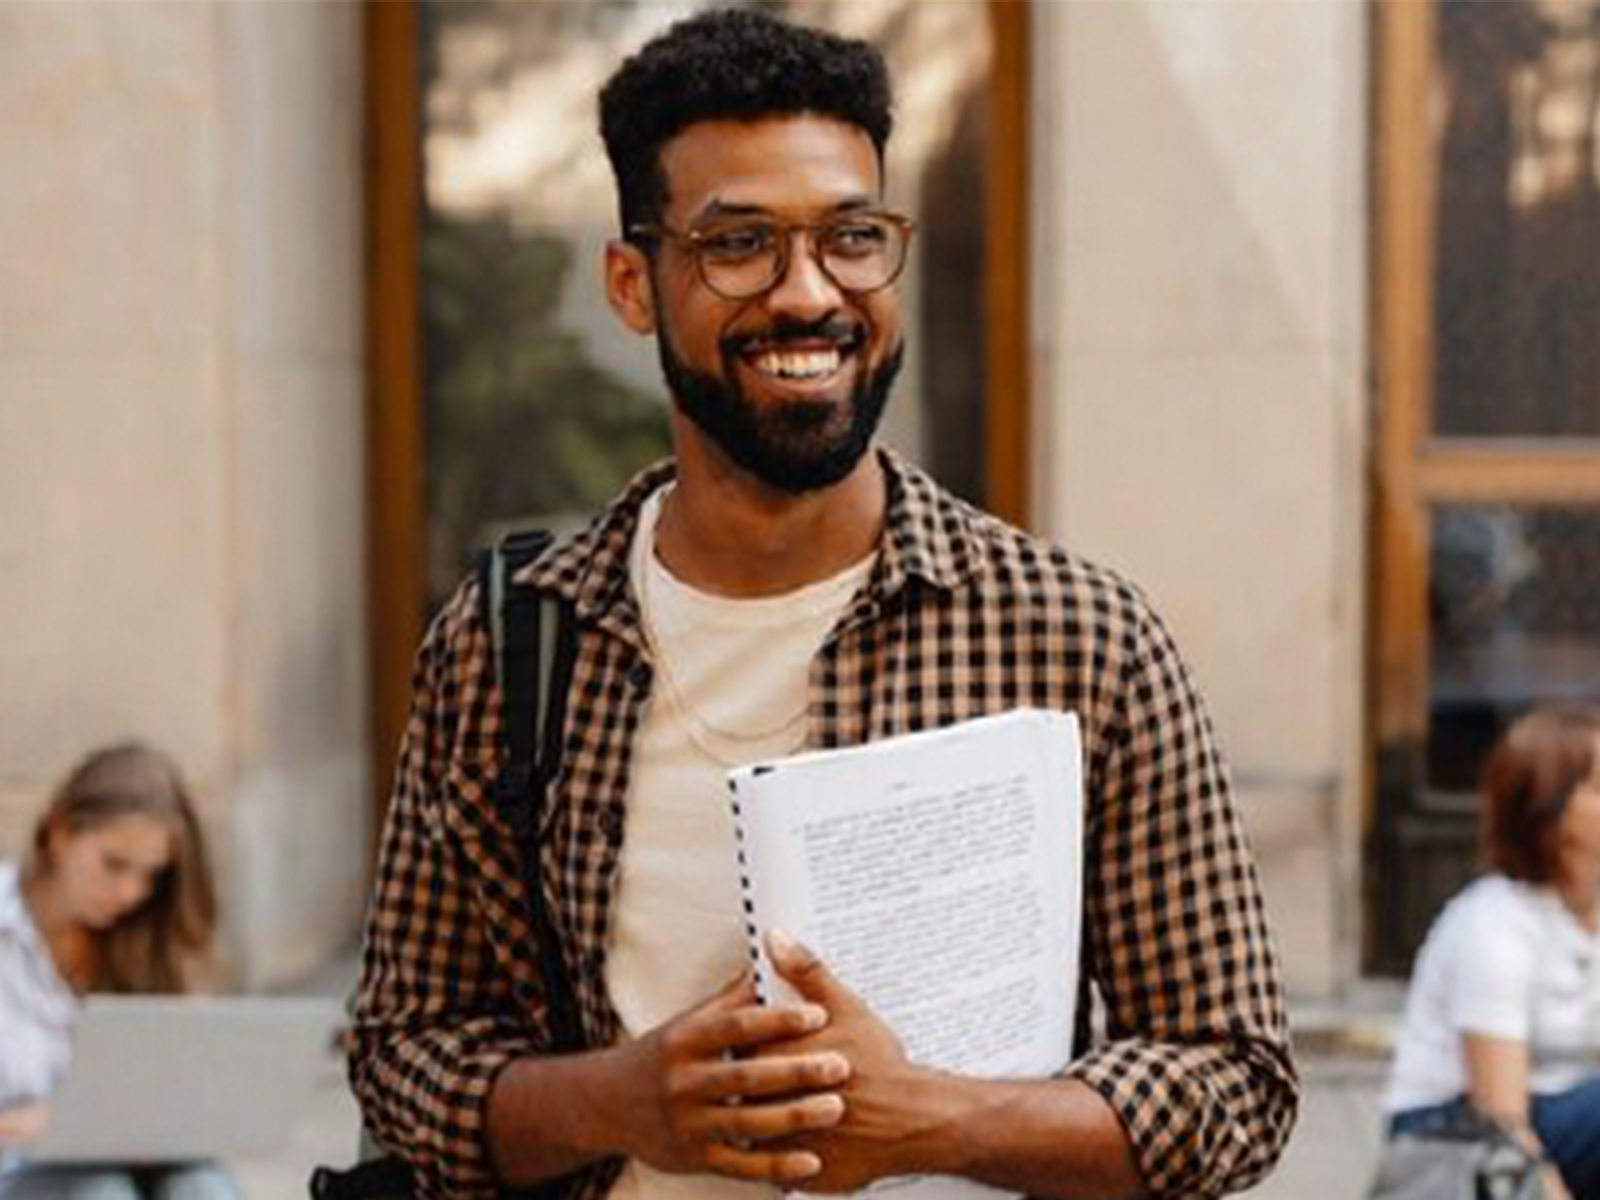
605;239;657;335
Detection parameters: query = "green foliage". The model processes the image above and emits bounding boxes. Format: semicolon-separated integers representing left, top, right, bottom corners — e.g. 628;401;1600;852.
422;212;671;599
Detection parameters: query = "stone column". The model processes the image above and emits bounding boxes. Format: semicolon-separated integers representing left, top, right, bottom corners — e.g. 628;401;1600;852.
0;2;369;988
1030;0;1370;997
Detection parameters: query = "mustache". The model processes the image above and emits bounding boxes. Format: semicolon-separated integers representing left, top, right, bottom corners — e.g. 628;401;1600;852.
722;315;865;357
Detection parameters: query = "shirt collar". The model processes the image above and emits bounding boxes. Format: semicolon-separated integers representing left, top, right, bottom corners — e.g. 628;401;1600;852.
0;860;35;937
518;446;982;632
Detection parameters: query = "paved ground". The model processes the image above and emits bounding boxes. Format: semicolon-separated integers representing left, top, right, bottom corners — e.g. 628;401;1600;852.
228;972;1395;1200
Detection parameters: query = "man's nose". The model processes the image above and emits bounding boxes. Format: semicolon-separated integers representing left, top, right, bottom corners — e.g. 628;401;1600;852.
764;231;842;319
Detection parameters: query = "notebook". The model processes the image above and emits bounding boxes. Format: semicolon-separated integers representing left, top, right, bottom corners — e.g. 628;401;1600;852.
726;709;1085;1200
29;994;343;1165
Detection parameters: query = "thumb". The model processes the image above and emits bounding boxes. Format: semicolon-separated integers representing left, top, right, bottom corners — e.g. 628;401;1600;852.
766;929;843;1004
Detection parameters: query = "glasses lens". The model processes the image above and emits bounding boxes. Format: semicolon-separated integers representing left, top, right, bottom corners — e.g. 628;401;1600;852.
821;216;904;293
692;215;909;298
696;223;782;298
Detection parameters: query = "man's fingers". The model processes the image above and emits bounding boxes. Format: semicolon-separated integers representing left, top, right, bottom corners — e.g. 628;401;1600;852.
767;929;843;1004
703;1141;824;1184
678;1052;851;1101
695;1091;846;1142
674;999;828;1057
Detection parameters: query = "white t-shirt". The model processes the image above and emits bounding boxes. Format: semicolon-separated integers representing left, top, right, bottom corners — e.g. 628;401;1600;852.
0;858;79;1172
606;486;875;1200
1384;873;1600;1113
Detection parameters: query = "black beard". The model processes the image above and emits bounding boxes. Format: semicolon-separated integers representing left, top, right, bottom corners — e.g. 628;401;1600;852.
657;316;903;495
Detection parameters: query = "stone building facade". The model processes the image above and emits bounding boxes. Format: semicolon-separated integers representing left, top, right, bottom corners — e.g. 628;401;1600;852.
0;1;1367;997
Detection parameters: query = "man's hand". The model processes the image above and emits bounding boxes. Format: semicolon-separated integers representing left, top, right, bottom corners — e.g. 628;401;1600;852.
492;947;1142;1200
0;1100;50;1146
607;970;854;1184
487;969;853;1187
759;931;952;1194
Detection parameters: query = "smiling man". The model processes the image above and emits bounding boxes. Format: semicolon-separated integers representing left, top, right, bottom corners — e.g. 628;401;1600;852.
348;11;1297;1200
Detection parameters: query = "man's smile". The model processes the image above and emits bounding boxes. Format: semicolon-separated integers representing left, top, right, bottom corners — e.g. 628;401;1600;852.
726;321;865;395
740;343;852;396
750;346;842;381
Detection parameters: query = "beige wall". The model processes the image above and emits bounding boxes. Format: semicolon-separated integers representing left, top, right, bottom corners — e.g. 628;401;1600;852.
1031;0;1370;997
0;2;368;988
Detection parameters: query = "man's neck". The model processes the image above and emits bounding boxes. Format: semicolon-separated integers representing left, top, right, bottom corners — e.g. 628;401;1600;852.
655;443;886;599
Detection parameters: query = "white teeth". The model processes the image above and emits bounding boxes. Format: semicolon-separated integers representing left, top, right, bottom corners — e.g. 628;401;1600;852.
751;348;841;380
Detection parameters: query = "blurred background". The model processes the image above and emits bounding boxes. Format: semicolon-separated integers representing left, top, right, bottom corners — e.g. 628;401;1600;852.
1;0;1598;1193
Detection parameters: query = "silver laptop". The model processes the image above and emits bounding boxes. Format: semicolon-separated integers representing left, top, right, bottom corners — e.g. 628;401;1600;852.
32;995;344;1164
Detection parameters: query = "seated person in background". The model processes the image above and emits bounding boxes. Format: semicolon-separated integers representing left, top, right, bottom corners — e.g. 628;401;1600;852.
1383;706;1600;1200
0;742;237;1200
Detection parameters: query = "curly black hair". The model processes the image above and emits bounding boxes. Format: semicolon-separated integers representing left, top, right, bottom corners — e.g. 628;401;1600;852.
599;8;894;233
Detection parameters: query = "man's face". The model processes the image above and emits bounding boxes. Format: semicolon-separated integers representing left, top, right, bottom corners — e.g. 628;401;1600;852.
643;116;905;493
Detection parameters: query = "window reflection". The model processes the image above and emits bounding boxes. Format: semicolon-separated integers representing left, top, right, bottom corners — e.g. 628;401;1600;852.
1433;0;1600;439
1428;504;1600;791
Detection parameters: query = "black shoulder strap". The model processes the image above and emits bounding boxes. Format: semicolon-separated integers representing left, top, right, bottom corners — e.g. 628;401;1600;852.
486;529;560;812
475;529;585;1054
309;1158;412;1200
323;538;580;1200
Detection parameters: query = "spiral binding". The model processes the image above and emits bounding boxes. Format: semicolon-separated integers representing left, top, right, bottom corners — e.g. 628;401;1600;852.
727;779;768;1000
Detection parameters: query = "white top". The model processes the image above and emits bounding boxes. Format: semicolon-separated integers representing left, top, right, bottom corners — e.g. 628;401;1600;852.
606;485;874;1200
1384;873;1600;1113
0;860;77;1109
0;859;79;1172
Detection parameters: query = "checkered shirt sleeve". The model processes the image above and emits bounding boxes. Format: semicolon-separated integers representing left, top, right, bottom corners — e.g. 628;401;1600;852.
1063;601;1296;1198
347;582;550;1200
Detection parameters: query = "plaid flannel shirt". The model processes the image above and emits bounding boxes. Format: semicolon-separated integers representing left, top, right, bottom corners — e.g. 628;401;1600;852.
348;448;1298;1200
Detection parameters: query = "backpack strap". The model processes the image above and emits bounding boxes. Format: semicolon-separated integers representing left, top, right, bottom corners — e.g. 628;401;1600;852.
323;537;582;1200
485;529;556;816
476;530;585;1053
309;1158;412;1200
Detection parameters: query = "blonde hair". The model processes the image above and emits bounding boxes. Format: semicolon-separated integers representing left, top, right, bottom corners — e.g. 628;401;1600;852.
24;742;218;993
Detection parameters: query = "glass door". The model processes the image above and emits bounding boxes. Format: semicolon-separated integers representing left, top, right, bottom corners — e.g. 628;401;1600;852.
1369;0;1600;973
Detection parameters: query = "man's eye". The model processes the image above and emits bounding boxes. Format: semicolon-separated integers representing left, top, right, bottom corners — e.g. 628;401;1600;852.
826;222;889;256
699;226;773;259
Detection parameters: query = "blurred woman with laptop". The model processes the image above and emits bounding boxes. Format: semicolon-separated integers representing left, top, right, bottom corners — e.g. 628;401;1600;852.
0;742;237;1199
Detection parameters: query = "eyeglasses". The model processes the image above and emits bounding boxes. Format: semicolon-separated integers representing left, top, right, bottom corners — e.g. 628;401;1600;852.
628;210;916;300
